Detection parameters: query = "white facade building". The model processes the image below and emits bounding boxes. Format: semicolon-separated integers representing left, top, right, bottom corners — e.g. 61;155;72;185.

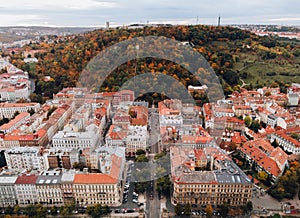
36;171;63;205
0;103;40;119
126;125;148;156
5;147;48;172
0;175;18;206
73;173;122;206
52;124;100;149
15;174;39;205
271;132;300;154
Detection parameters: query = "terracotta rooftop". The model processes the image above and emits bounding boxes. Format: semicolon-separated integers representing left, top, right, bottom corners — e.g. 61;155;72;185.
0;112;29;131
15;174;38;185
74;173;117;184
240;140;283;177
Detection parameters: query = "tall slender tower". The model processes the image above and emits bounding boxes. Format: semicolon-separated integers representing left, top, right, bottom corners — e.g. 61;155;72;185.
218;16;221;26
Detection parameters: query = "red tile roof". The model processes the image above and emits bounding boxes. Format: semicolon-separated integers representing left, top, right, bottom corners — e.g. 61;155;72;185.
74;173;117;184
240;140;282;177
15;174;38;184
129;106;148;126
0;112;29;131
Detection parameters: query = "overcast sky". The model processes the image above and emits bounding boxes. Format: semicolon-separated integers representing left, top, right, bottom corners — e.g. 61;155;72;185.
0;0;299;27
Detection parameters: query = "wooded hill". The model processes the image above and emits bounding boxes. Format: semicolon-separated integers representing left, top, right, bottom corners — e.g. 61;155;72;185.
6;25;300;103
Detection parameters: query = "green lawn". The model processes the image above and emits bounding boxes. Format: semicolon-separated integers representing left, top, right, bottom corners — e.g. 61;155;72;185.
236;62;300;87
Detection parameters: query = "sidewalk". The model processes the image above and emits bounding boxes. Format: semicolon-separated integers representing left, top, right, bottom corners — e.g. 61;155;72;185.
138;194;146;203
252;193;282;211
160;197;166;213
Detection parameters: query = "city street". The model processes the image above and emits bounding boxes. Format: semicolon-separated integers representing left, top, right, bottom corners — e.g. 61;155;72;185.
148;109;160;154
146;154;161;218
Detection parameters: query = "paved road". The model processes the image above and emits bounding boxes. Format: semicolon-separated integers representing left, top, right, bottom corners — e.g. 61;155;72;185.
147;155;160;218
148;110;160;154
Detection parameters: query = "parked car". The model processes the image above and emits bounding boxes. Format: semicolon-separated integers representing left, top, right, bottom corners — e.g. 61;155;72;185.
132;199;138;203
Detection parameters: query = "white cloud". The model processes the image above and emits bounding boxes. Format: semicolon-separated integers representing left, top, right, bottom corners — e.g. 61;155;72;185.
0;0;298;26
270;17;300;22
0;14;44;26
0;0;119;11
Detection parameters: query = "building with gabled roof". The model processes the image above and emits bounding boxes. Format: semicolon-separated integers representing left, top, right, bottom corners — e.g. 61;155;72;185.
271;128;300;154
238;139;288;182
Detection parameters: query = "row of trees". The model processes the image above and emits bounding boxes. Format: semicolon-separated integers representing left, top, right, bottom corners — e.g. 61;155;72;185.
86;204;110;218
0;202;110;218
175;202;252;217
154;152;171;198
134;150;150;193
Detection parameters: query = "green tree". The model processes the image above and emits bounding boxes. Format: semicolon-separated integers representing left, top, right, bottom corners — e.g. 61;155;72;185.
136;149;146;156
154;152;167;160
4;206;13;215
246;201;253;212
156;176;171;196
135;154;149;162
103;205;110;215
135;181;150;193
250;120;260;133
220;204;229;217
291;133;299;140
86;205;94;216
50;205;58;215
244;116;252;127
36;204;47;218
184;203;191;215
29;93;43;104
86;204;106;218
24;204;37;217
175;204;183;216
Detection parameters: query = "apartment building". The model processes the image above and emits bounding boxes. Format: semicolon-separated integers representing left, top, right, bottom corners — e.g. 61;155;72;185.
15;174;38;205
0;103;40;119
0;175;18;206
171;146;252;207
36;171;63;205
52;124;100;149
0;112;30;134
5;147;48;172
